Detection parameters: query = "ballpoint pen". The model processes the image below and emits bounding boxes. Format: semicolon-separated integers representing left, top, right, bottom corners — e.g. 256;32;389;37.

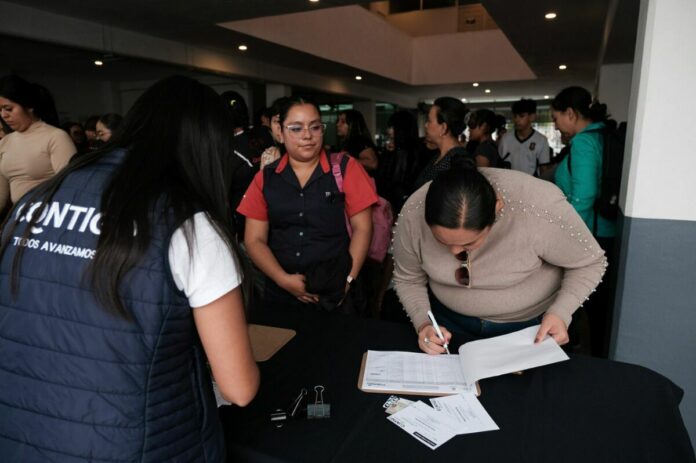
427;310;450;354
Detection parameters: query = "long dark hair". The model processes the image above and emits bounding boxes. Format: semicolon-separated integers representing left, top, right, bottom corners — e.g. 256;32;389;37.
0;75;248;318
338;109;375;150
98;113;123;132
425;158;497;230
387;110;419;180
0;74;60;127
551;86;608;122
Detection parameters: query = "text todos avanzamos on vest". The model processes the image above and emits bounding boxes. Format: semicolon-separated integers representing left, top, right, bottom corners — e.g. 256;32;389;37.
14;201;102;235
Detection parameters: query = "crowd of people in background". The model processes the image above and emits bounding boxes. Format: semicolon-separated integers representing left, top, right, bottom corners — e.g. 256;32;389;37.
0;72;621;459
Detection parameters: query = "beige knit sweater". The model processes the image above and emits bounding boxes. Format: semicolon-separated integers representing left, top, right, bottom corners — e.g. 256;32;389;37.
0;121;76;208
392;168;608;332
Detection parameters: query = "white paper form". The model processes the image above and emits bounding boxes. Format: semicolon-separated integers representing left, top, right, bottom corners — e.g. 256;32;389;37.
430;393;499;434
362;350;476;395
387;401;459;450
458;325;569;385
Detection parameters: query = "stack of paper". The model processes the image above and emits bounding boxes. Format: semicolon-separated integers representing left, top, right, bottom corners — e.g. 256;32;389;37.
387;393;498;450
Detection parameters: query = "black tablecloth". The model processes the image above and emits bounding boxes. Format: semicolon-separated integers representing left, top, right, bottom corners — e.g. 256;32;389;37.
220;306;695;463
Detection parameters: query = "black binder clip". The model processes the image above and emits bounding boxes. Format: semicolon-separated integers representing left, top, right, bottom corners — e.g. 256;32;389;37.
307;385;330;419
270;409;287;428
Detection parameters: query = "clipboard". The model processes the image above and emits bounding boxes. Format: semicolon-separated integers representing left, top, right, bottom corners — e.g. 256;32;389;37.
357;352;481;397
248;324;296;362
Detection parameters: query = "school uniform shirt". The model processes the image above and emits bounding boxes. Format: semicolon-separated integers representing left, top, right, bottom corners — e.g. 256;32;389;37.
498;129;550;175
237;151;378;274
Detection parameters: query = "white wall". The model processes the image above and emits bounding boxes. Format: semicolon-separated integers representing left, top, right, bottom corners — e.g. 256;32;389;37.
597;63;633;123
621;0;696;221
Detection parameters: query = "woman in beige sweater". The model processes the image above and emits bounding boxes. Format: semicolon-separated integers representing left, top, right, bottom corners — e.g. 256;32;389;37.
392;160;607;354
0;75;76;211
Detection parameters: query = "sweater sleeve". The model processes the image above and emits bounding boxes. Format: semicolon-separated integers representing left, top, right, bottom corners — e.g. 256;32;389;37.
566;134;601;227
0;171;9;211
48;130;77;173
534;194;608;326
392;204;432;332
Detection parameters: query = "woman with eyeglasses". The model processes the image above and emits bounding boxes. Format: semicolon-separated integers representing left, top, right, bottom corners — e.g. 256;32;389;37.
392;157;607;353
238;97;377;310
413;97;470;189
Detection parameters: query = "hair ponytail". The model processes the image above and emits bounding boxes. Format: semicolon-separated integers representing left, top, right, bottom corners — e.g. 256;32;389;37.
551;86;610;123
425;162;496;231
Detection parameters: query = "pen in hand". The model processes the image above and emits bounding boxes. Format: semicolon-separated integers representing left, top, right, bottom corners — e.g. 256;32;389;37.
427;310;450;354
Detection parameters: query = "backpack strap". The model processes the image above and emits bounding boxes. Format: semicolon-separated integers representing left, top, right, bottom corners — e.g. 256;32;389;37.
329;151;353;236
330;152;345;192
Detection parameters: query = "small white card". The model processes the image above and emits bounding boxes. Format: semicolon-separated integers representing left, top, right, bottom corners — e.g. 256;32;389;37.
212;382;231;407
387;401;459;450
430;393;499;434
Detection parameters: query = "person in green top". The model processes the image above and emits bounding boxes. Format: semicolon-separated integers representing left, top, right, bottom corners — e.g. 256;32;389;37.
551;86;616;358
551;86;616;238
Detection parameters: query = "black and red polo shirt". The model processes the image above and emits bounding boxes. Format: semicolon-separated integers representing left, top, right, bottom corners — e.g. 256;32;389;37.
237;151;377;274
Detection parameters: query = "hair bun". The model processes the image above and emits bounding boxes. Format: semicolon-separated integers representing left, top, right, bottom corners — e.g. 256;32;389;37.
450;153;476;170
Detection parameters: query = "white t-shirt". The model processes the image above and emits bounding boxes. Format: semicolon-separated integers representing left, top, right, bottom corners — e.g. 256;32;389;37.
498;130;550;176
168;212;242;308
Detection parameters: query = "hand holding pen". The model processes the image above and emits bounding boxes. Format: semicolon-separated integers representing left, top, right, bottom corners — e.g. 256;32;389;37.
417;311;452;355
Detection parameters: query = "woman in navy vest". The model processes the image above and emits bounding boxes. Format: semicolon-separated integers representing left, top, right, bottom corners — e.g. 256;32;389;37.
0;76;259;461
238;97;377;311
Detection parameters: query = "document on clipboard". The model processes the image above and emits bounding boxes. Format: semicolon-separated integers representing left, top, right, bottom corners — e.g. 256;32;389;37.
358;325;569;397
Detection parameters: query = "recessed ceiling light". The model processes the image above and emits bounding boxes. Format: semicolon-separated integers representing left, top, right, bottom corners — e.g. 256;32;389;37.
485;89;491;93
94;60;103;66
545;12;557;19
472;82;479;87
544;95;550;99
558;64;567;70
310;0;320;3
461;98;467;102
355;75;363;81
238;45;248;51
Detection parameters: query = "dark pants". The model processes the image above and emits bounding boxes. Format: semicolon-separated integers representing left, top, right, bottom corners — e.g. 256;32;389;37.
428;289;541;339
583;236;616;358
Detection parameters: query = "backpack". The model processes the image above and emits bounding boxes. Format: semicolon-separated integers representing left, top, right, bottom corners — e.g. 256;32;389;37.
330;152;393;263
568;120;626;224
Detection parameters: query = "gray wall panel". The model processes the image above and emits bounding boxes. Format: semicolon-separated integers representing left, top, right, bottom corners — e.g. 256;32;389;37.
612;214;696;446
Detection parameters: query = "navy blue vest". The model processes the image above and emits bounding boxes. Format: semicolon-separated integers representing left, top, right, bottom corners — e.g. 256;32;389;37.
0;150;225;462
263;152;350;274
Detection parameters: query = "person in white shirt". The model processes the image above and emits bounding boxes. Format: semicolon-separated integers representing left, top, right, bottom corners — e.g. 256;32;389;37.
498;99;551;176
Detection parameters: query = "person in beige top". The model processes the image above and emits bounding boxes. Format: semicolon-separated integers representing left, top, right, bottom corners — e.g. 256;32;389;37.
0;75;76;210
392;160;607;354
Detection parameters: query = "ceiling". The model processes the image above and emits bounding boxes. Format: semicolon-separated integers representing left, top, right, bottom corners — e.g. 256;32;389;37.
1;0;640;105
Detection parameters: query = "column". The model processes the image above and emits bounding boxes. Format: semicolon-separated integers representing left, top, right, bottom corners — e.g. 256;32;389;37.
611;0;696;447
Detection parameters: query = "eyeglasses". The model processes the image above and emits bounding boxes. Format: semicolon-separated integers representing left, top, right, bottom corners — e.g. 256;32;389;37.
284;123;326;138
455;250;471;287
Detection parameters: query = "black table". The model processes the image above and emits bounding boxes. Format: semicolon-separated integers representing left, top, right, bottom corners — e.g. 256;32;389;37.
220;306;695;463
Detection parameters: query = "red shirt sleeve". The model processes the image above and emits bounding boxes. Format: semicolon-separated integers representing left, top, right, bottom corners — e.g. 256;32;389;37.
343;157;378;217
236;170;268;221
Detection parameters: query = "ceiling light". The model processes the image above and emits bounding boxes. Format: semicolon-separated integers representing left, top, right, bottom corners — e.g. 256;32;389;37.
558;64;567;70
94;60;103;66
485;89;491;93
355;75;363;81
544;95;550;99
461;98;467;102
545;12;557;19
472;82;479;87
310;0;320;2
238;45;248;51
